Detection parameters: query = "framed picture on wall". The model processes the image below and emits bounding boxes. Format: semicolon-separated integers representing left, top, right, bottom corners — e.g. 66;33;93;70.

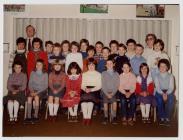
4;4;25;12
80;4;108;13
136;4;165;18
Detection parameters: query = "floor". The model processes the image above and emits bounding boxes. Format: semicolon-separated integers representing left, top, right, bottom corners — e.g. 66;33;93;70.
3;107;178;137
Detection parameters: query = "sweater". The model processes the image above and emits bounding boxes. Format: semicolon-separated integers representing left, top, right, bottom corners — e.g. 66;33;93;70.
142;47;154;61
49;71;66;92
101;70;120;96
154;72;174;95
28;71;48;94
65;52;83;73
119;72;136;94
81;70;102;92
126;51;135;60
7;72;27;92
97;59;107;73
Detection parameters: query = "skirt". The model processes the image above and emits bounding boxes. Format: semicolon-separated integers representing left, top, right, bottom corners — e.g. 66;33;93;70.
101;90;117;103
136;95;157;107
49;88;65;98
80;90;100;103
3;91;26;105
28;90;48;100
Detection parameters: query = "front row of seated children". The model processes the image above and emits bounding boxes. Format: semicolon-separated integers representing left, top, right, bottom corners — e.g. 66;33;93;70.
4;58;175;127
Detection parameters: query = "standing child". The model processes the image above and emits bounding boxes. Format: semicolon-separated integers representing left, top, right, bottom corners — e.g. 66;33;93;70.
80;39;89;59
45;40;53;73
118;62;136;126
101;58;119;125
48;59;66;121
94;41;104;62
61;40;70;58
155;59;174;126
65;41;83;73
108;40;119;60
25;59;48;123
135;63;155;123
126;39;136;60
62;62;82;122
4;61;27;123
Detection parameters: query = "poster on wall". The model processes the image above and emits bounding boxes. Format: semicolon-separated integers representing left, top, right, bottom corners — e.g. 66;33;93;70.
136;4;165;18
80;4;108;13
4;4;25;12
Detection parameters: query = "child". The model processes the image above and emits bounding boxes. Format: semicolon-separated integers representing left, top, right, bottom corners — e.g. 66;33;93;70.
147;39;169;80
143;33;157;60
108;40;119;60
101;58;119;125
9;37;27;74
27;37;48;79
94;41;104;62
65;41;83;73
61;40;70;58
83;45;96;72
80;39;89;59
45;40;53;73
126;39;136;60
97;47;110;73
48;59;66;121
80;58;101;125
4;61;27;123
118;62;136;126
25;59;48;123
62;62;82;122
130;44;146;76
115;43;129;74
154;59;174;126
135;63;155;123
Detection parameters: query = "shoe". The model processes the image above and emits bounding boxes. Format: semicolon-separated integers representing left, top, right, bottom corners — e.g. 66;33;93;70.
164;118;171;127
159;118;165;125
14;117;18;123
111;117;118;125
128;118;134;126
87;119;92;126
122;118;127;126
146;118;151;124
32;117;39;123
102;117;108;125
82;119;87;125
24;118;33;124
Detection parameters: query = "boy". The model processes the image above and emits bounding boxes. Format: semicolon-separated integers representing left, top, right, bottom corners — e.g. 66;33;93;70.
126;38;136;60
108;40;119;60
45;41;53;73
94;41;104;61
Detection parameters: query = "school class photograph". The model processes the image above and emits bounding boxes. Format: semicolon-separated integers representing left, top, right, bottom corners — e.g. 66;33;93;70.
2;3;180;138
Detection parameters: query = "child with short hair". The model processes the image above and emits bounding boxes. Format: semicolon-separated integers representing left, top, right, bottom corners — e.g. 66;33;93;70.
48;59;66;121
94;41;104;61
61;40;71;58
108;40;119;60
80;39;89;59
130;44;146;76
101;58;119;125
4;61;27;123
62;62;82;122
126;39;136;60
45;40;53;73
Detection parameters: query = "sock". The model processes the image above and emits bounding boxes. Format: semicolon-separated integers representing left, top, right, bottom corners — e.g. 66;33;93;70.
140;104;146;118
87;102;94;119
81;102;87;119
48;103;54;116
145;104;151;118
53;103;59;116
73;104;78;116
7;101;14;119
111;109;116;118
104;109;108;118
68;107;74;116
27;103;32;119
13;100;19;118
34;105;39;118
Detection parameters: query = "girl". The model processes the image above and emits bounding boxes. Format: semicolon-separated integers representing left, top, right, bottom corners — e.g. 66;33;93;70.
80;58;101;125
101;58;119;125
118;62;136;126
25;59;48;123
147;39;169;80
61;40;70;58
155;59;174;126
61;62;82;122
48;59;66;121
65;41;83;73
80;39;89;59
4;61;27;123
135;63;155;123
27;37;48;79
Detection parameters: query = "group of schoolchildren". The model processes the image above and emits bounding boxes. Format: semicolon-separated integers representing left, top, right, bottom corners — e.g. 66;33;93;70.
4;25;175;127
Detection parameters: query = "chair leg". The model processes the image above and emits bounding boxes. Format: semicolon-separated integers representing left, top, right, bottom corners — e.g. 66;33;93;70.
68;108;70;120
154;107;156;122
24;101;27;120
173;101;178;120
45;102;48;120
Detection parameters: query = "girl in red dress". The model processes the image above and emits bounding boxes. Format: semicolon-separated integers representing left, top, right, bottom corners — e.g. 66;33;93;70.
61;62;82;122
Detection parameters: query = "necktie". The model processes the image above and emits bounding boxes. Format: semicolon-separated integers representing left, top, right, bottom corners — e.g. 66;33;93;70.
28;39;31;51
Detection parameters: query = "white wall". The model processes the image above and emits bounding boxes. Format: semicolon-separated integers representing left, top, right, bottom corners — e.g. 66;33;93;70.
3;4;180;98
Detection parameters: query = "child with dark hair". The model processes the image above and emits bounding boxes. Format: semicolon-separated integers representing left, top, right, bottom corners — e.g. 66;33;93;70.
135;63;155;123
62;62;82;122
80;39;89;59
83;45;96;72
65;41;83;73
115;43;129;74
108;40;119;60
27;37;48;78
4;61;27;123
25;59;48;123
9;37;27;74
45;40;53;73
48;59;66;121
94;41;104;61
155;59;174;126
61;40;71;58
97;47;110;73
126;38;136;60
101;58;119;125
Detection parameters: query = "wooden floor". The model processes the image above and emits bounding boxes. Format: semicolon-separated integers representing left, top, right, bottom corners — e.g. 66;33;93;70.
3;107;178;137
